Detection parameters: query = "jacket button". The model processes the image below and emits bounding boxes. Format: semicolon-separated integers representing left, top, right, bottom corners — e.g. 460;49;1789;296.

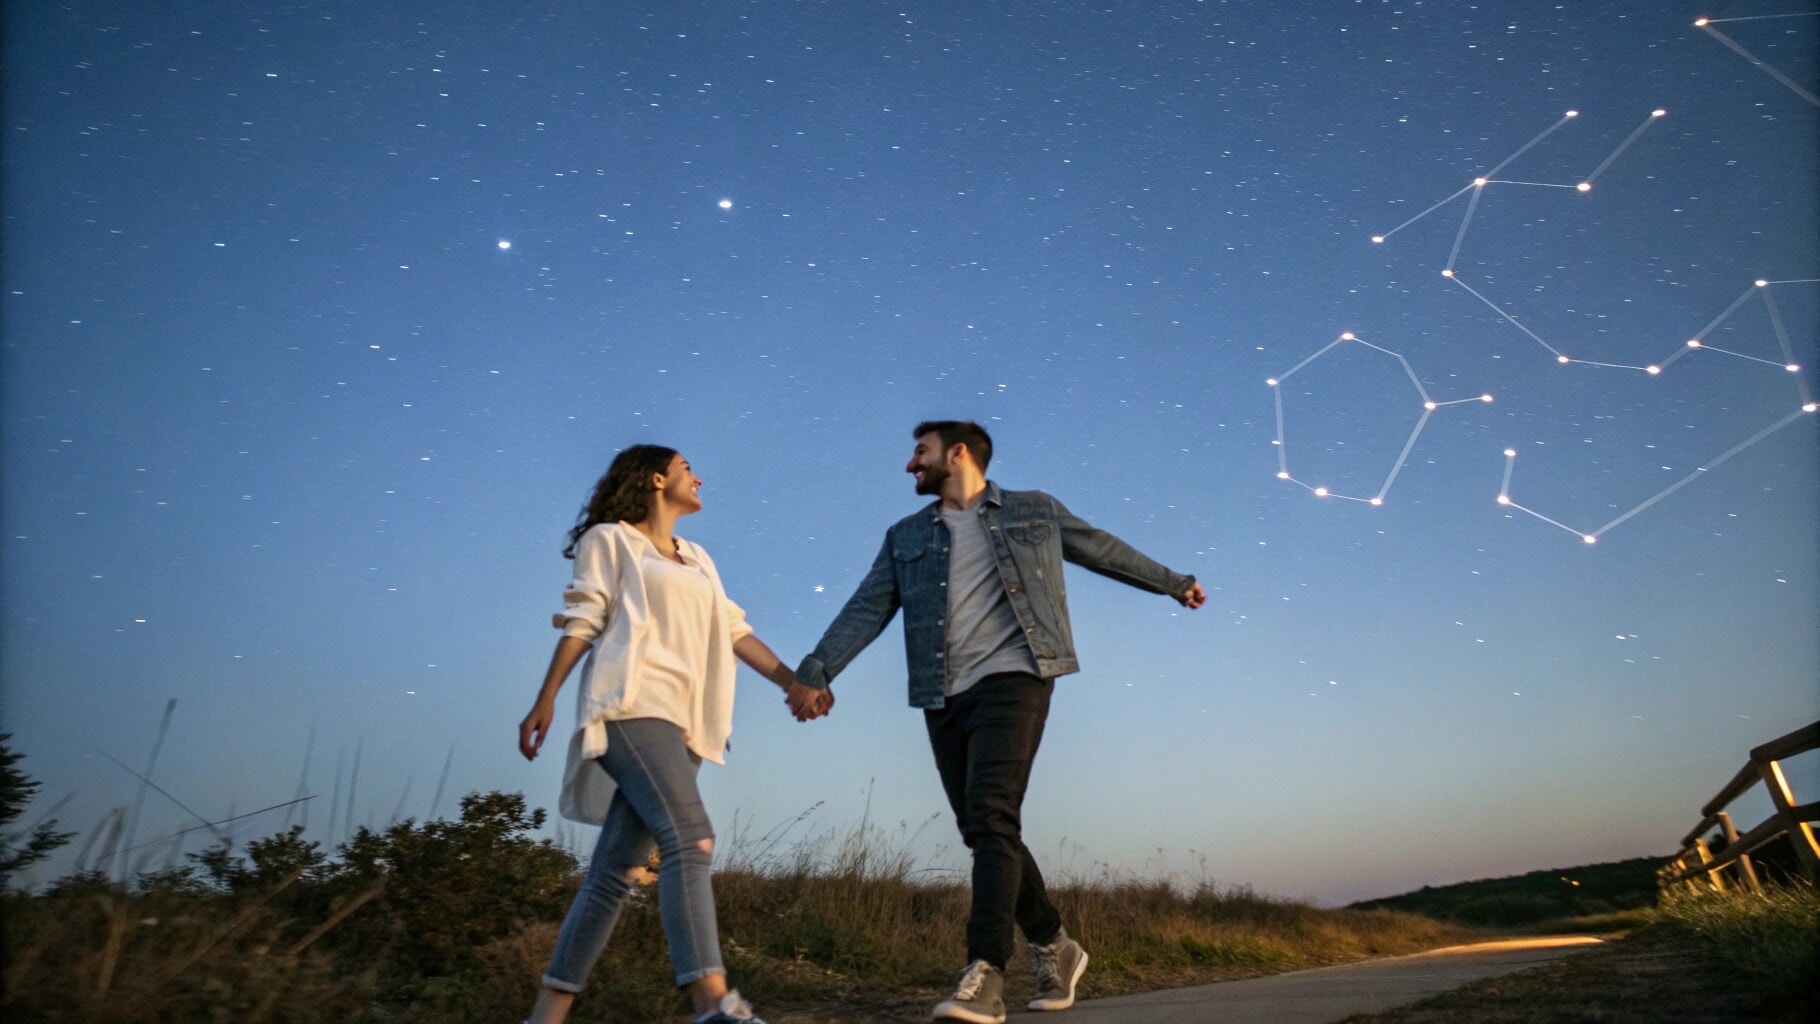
937;618;945;625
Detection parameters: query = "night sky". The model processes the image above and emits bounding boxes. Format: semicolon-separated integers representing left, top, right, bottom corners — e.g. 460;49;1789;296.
4;1;1816;906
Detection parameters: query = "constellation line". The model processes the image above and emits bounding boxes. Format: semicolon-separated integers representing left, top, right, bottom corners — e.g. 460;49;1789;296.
1445;274;1568;358
1593;408;1813;537
1484;111;1578;179
1583;110;1667;186
1372;183;1476;243
1696;21;1820;107
1699;12;1820;22
1761;288;1815;404
1481;179;1583;188
1446;183;1485;271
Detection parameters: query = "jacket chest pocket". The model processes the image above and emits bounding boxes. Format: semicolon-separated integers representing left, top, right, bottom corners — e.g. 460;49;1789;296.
1006;521;1052;546
893;536;938;592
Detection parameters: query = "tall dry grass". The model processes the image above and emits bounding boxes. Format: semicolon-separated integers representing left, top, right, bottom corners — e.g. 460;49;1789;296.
4;804;1476;1023
1658;880;1820;1007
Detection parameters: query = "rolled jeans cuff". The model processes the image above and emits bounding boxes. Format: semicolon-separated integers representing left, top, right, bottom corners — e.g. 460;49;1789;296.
541;974;584;994
674;965;726;987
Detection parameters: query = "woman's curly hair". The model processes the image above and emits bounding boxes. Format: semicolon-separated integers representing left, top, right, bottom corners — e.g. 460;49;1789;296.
564;444;679;558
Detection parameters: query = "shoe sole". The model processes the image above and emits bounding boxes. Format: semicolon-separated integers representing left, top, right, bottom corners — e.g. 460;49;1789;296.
1026;948;1089;1011
931;1001;1005;1024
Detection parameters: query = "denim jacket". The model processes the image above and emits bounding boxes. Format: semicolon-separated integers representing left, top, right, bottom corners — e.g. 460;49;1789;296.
796;481;1196;708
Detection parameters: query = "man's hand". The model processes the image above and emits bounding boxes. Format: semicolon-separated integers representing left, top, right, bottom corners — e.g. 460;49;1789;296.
1177;582;1206;609
785;681;834;721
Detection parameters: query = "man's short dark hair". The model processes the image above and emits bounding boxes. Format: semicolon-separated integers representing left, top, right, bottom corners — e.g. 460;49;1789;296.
914;420;993;471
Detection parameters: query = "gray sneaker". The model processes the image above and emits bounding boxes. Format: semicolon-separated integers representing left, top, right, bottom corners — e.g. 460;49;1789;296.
932;959;1005;1023
1028;929;1089;1011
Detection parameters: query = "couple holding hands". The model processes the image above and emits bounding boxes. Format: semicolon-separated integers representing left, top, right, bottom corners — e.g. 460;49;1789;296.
518;420;1205;1024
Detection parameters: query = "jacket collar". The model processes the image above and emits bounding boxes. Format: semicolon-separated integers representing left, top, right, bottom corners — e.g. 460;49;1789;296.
923;480;1003;520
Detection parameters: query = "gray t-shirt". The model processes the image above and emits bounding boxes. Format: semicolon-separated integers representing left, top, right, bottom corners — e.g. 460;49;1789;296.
940;506;1040;696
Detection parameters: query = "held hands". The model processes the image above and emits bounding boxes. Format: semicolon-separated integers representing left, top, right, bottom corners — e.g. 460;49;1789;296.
1177;581;1207;609
784;680;834;722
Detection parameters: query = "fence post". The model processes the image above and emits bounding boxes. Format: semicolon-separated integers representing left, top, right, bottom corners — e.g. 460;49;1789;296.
1757;758;1820;884
1715;811;1760;892
1691;838;1727;892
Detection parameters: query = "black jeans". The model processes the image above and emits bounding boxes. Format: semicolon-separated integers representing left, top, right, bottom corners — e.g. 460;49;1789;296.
924;671;1063;970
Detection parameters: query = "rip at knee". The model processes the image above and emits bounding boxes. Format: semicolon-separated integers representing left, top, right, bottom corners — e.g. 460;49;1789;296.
693;837;714;856
615;862;656;886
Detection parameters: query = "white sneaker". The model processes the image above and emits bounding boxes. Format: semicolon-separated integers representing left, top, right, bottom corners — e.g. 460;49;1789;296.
932;959;1005;1023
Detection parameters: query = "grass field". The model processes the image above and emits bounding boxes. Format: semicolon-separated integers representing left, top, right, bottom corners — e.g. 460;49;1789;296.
1;788;1477;1024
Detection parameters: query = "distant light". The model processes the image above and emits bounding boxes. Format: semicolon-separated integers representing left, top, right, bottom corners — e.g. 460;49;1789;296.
1576;182;1592;192
1497;494;1511;505
1565;110;1579;117
1424;401;1438;410
1368;497;1383;506
1786;364;1801;373
1503;449;1517;458
1806;403;1819;413
1755;279;1769;287
498;240;512;250
1276;471;1291;480
1693;18;1709;27
1266;378;1279;387
1651;109;1667;117
1441;269;1454;278
1582;534;1597;544
1556;355;1571;363
1473;177;1487;186
1646;365;1661;375
1371;235;1385;244
1313;487;1329;497
718;198;733;210
1480;394;1494;403
1340;332;1356;340
1687;340;1702;348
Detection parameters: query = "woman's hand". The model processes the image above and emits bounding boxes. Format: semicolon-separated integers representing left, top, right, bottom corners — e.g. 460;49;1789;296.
520;699;556;760
785;681;833;721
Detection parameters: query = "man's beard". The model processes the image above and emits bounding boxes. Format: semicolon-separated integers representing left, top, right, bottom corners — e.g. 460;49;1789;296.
913;462;948;495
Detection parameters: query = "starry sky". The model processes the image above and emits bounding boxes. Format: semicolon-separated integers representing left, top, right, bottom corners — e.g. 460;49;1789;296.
4;0;1816;906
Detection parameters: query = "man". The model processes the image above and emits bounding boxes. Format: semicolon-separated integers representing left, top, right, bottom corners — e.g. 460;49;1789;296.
791;420;1205;1023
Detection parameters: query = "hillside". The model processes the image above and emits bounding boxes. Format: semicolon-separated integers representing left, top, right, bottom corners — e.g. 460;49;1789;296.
1349;856;1665;926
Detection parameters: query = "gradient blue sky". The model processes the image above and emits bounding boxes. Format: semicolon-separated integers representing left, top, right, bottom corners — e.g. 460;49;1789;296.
4;0;1816;905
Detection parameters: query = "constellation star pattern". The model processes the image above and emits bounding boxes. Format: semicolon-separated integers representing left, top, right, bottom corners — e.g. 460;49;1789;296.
1374;108;1671;372
1296;22;1819;544
1497;278;1819;543
1268;333;1493;506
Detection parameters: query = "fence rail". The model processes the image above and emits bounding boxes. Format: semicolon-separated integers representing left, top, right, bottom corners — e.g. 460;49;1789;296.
1659;720;1820;893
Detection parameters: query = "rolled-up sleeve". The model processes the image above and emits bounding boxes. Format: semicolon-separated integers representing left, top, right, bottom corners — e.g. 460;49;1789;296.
723;595;754;643
553;527;615;641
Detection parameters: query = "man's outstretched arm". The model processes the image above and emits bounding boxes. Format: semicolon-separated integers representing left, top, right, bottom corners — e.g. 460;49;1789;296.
1051;493;1201;606
796;535;902;690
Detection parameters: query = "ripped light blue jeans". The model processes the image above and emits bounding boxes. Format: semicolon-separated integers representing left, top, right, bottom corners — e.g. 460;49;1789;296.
543;717;724;990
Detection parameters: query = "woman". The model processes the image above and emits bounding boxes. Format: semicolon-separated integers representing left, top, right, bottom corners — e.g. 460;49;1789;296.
518;445;829;1024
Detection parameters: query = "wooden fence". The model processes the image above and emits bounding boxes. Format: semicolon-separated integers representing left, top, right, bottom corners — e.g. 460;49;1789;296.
1659;720;1820;893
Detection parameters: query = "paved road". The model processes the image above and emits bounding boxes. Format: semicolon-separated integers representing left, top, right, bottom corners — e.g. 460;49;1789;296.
1038;936;1605;1024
